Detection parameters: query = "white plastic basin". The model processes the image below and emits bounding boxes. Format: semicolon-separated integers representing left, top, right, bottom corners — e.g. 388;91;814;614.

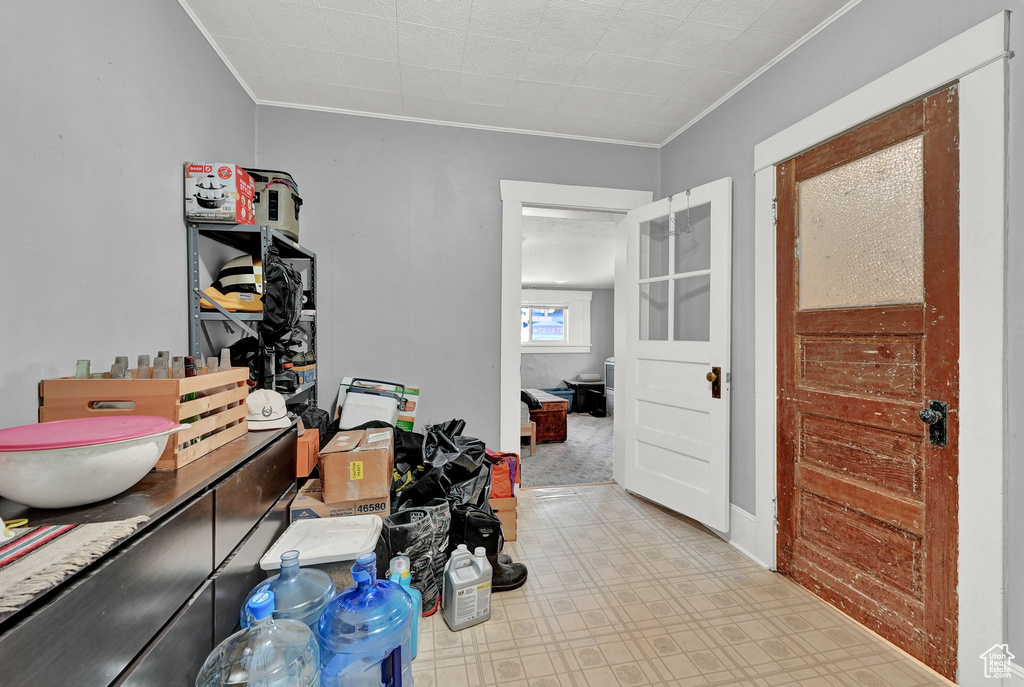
0;417;189;509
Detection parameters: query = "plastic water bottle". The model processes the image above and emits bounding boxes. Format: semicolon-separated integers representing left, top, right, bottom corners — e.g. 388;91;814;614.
317;552;415;687
388;555;420;659
196;590;320;687
442;545;492;632
240;550;336;634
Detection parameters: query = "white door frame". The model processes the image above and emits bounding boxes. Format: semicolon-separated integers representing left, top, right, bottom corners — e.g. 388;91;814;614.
499;181;653;458
752;12;1009;683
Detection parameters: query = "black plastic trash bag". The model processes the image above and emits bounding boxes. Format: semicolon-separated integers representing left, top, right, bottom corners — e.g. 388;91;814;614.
392;420;491;510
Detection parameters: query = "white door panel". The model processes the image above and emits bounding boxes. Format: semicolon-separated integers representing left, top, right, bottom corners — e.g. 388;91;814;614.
615;178;732;531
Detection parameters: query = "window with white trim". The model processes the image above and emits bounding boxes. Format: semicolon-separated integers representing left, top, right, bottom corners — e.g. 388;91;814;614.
521;306;566;342
520;289;592;353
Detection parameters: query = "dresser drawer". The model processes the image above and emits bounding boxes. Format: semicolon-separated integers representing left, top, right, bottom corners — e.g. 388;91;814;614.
116;580;214;687
0;492;213;687
213;427;295;565
213;483;294;642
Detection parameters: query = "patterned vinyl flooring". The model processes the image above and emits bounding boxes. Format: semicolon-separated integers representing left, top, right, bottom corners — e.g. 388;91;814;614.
411;484;950;686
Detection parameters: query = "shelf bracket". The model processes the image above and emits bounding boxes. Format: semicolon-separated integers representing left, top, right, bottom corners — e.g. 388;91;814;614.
192;288;258;337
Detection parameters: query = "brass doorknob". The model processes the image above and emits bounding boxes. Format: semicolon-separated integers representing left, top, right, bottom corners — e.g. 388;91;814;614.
706;371;718;382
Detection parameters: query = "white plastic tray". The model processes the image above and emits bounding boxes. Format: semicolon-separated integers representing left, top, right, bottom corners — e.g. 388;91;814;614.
260;515;383;571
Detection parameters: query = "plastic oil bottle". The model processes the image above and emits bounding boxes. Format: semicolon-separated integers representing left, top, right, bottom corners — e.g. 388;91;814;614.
442;545;492;631
388;555;420;659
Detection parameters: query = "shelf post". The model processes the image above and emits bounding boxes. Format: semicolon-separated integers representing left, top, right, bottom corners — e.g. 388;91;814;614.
187;223;202;358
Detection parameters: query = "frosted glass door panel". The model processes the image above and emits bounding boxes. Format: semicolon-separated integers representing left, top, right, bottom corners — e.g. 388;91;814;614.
798;136;925;309
674;275;711;342
640;215;670;280
673;202;712;274
640;281;669;341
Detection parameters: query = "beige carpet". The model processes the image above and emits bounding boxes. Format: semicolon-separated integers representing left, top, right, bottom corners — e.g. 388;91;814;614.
521;413;613;488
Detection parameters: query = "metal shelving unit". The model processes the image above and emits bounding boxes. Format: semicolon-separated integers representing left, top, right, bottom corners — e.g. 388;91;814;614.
199;313;314;322
187;222;318;406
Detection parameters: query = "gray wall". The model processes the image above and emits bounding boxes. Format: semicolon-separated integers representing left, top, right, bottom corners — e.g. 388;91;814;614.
0;0;256;426
659;0;1023;650
521;288;614;390
254;106;658;441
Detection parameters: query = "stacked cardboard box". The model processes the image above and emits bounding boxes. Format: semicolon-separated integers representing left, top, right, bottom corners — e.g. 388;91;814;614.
290;479;389;519
489;496;517;542
290;428;394;521
320;429;393;502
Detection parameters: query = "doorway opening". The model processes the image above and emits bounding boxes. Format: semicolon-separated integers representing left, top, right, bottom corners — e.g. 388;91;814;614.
498;181;653;489
519;207;621;487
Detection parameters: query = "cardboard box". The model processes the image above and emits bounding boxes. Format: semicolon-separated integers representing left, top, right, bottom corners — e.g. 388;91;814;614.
489;496;518;542
319;429;393;504
184;162;255;224
290;479;390;520
296;428;319;479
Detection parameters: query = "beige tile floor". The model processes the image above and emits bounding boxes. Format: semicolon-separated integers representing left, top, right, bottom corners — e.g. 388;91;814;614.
412;484;949;687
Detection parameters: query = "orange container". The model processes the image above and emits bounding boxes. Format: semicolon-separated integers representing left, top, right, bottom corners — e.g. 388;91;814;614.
297;428;320;478
38;367;249;470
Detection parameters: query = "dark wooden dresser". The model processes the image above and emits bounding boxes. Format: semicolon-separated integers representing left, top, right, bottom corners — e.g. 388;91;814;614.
525;388;570;443
0;423;298;686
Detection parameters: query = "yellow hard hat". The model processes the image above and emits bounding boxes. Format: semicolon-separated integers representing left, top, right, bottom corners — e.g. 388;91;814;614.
200;286;263;313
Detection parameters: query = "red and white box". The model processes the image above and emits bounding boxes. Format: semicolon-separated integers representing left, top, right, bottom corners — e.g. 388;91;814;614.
184;162;255;224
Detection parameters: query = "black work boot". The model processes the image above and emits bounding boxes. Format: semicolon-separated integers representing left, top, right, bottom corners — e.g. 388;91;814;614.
449;504;528;592
374;508;441;615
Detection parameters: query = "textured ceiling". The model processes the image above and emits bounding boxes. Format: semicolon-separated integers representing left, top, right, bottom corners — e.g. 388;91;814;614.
522;215;618;288
182;0;854;145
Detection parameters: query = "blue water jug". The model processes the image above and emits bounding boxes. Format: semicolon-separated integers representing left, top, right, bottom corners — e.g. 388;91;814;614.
240;550;336;633
196;590;320;687
317;552;415;687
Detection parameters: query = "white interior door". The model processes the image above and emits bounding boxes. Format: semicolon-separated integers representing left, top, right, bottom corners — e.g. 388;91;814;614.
614;177;732;531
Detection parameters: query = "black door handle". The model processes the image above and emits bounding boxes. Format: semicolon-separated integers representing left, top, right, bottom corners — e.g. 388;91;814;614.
919;400;948;447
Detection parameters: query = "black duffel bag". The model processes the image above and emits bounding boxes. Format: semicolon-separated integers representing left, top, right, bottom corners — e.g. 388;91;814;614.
260;245;303;346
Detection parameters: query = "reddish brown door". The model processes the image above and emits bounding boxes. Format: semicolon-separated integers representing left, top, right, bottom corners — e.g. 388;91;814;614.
777;88;959;679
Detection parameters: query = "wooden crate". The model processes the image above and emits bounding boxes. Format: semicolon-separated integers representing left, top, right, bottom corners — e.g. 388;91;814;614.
39;367;249;471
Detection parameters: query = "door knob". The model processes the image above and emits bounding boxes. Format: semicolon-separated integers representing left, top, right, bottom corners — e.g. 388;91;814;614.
918;400;948;447
707;367;722;399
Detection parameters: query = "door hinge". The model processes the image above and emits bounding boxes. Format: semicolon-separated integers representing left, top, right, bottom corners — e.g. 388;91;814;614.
772;497;778;522
771;197;778;226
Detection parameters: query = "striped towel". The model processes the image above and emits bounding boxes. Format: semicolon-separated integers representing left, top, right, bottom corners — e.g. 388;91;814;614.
0;517;147;615
0;524;79;569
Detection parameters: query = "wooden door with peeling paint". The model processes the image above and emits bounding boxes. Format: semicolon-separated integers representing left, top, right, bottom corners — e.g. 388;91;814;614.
776;87;959;680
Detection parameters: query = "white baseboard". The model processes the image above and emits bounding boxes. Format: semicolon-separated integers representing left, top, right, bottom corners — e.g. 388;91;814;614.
710;505;771;569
